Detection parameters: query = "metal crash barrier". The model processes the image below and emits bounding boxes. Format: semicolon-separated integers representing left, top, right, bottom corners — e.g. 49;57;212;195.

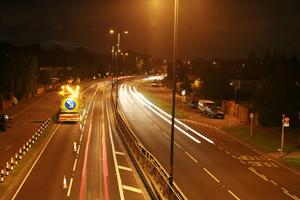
111;81;187;200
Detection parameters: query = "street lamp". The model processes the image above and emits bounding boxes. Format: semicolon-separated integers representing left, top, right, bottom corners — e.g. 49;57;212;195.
169;0;179;186
109;29;128;110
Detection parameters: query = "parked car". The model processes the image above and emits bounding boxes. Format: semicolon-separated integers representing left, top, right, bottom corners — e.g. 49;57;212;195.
0;114;12;131
198;100;215;113
151;79;163;87
205;105;225;119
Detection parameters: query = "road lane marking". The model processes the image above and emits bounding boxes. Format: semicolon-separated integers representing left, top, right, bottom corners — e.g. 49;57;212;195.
218;146;224;150
80;134;83;143
77;144;81;155
203;168;220;183
283;190;300;200
115;151;125;155
122;185;142;194
270;180;278;186
12;124;61;200
118;165;132;172
240;161;246;165
101;100;110;200
106;105;125;200
227;190;240;200
73;158;78;172
225;151;231;155
79;87;99;200
67;177;74;197
174;141;182;149
185;152;198;163
248;167;268;181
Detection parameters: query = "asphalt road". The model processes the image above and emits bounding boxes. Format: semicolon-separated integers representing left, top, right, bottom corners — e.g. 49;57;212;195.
118;78;300;200
5;80;149;200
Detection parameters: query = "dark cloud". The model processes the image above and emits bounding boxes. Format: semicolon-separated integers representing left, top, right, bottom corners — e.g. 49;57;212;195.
1;0;300;59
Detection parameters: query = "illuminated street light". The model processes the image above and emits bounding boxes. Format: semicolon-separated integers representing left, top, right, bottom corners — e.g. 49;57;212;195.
109;29;129;110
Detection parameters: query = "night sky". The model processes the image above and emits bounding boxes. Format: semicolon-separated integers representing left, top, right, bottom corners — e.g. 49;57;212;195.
1;0;300;59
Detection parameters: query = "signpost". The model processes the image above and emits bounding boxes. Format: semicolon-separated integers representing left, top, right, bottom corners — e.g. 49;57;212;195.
280;114;289;157
250;113;254;137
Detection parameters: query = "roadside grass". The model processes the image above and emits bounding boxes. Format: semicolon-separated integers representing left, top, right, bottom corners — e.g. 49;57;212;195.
0;122;56;199
222;125;300;153
140;89;188;119
284;157;300;170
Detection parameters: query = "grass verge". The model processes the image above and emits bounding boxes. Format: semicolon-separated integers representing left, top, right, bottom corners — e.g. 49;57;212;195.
283;158;300;170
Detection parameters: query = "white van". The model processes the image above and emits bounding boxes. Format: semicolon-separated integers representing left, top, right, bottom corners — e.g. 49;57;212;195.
198;100;215;113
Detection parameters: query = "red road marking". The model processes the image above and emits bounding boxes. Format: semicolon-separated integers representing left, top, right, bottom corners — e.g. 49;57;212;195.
102;125;110;200
79;122;92;200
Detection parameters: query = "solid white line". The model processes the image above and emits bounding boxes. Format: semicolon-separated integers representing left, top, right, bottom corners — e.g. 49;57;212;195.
185;152;198;163
106;105;125;200
203;168;220;183
67;177;74;197
122;185;142;194
12;124;61;200
227;190;240;200
115;151;125;155
118;165;132;172
72;158;78;172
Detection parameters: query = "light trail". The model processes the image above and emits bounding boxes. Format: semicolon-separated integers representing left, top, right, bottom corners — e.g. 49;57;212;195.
127;86;201;144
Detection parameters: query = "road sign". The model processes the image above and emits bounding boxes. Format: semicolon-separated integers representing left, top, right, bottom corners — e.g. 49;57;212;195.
65;98;76;110
250;113;254;119
283;117;289;127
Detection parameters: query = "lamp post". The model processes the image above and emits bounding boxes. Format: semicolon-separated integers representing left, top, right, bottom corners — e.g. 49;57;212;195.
169;0;179;186
110;29;128;110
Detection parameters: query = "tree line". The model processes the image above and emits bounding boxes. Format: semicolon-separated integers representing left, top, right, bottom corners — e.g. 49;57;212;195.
165;49;300;127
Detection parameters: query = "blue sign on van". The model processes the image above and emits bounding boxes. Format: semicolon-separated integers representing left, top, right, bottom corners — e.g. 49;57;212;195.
65;99;76;110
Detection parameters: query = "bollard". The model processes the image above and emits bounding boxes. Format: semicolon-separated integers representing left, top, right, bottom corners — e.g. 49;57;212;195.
22;145;26;155
63;175;68;189
1;167;4;183
14;153;18;165
19;148;23;160
10;157;14;167
5;162;9;176
73;142;77;153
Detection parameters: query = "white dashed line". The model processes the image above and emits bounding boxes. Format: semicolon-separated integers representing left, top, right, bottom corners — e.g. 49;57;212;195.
270;180;278;186
203;168;220;183
227;190;240;200
218;146;224;150
72;158;78;172
225;151;231;155
174;141;182;149
249;167;268;181
67;178;74;197
123;185;142;194
118;165;132;172
77;144;81;155
80;134;83;143
115;151;125;156
185;152;198;163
